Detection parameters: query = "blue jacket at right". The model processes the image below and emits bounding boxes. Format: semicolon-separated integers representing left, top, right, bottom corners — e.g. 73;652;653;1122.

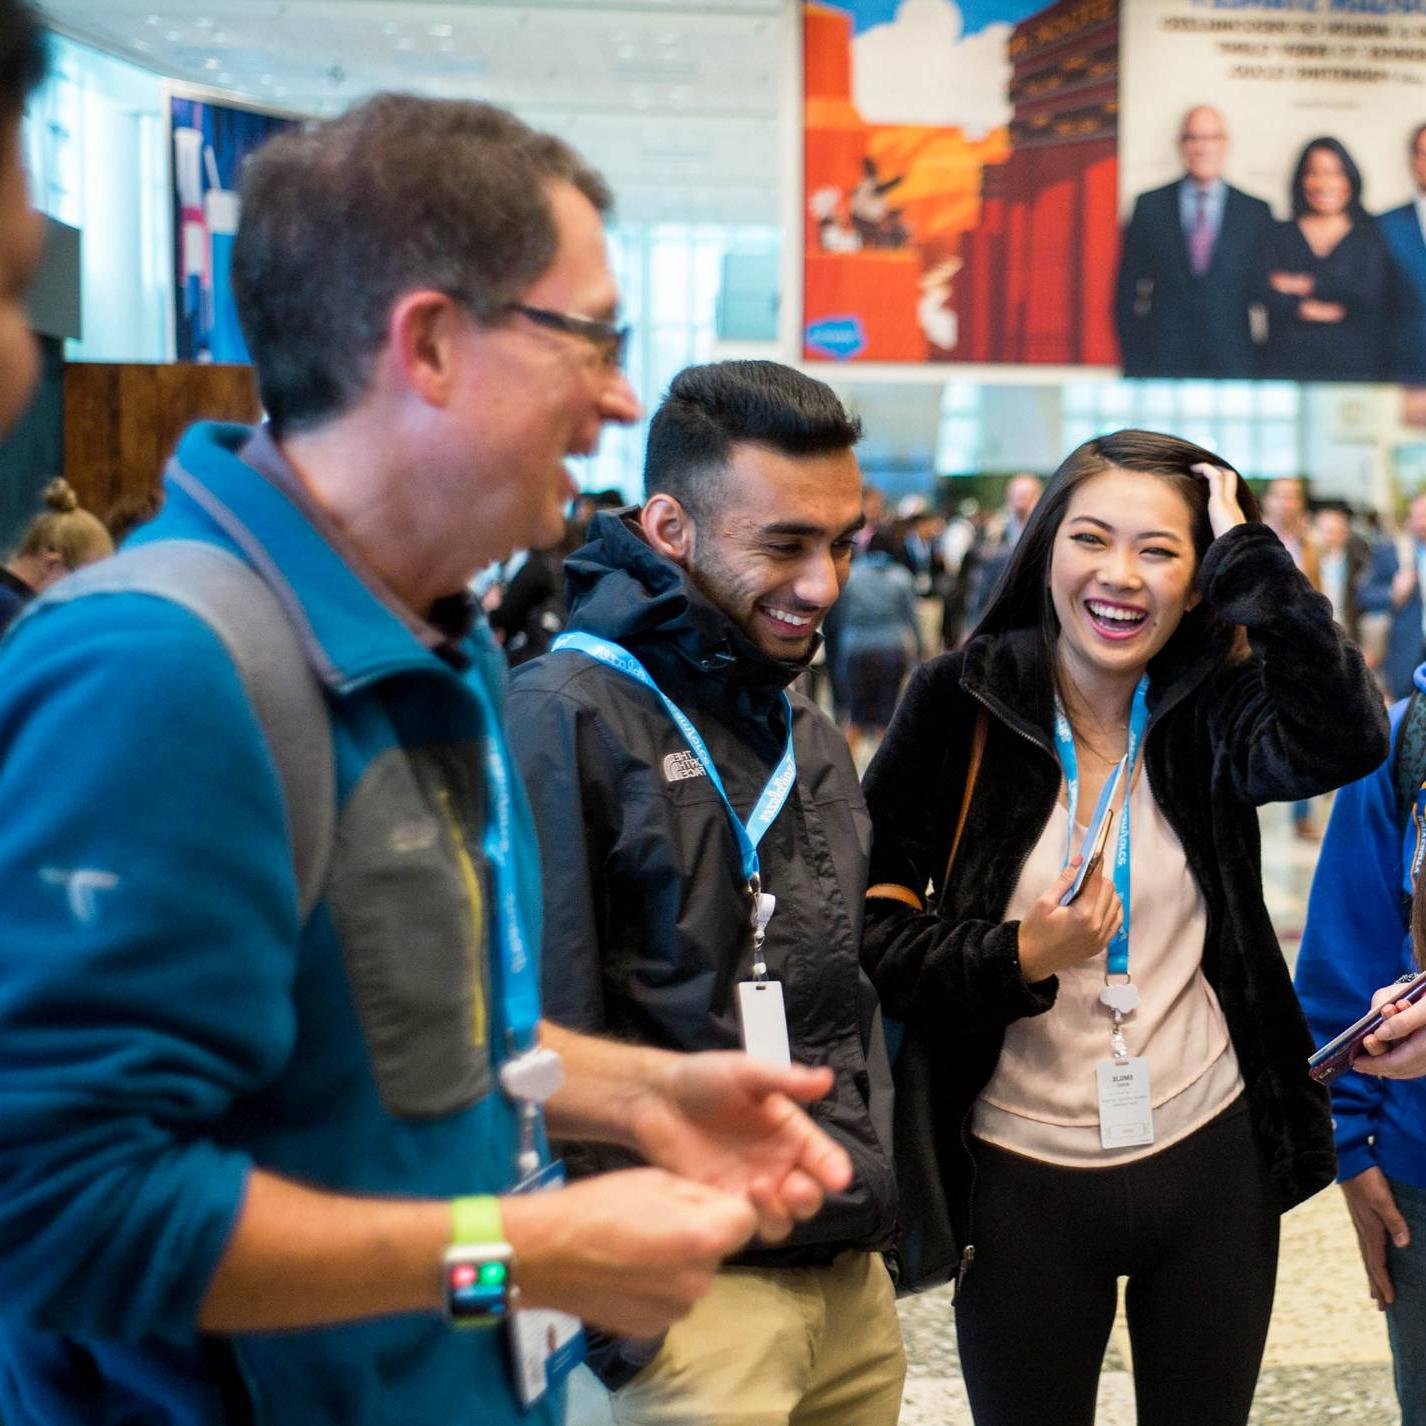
1296;668;1426;1191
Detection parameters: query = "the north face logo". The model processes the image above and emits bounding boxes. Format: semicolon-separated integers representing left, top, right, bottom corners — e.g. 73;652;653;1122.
663;751;707;783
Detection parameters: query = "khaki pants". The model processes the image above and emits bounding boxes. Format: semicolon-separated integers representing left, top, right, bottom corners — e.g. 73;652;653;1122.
609;1249;905;1426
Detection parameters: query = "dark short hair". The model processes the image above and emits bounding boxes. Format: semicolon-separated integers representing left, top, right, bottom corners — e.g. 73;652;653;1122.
1290;137;1367;222
975;428;1262;667
231;93;612;436
643;360;862;519
0;1;46;124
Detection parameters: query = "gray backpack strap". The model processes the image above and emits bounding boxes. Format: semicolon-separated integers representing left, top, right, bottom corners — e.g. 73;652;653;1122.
41;539;335;920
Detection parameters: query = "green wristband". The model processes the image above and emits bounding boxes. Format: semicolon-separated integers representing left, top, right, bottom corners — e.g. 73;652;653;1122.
451;1194;505;1245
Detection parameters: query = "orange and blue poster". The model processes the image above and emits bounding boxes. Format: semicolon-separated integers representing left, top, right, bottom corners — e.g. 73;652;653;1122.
803;0;1119;366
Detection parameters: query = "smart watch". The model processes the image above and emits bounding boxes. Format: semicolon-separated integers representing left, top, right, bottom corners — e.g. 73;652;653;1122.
444;1196;518;1325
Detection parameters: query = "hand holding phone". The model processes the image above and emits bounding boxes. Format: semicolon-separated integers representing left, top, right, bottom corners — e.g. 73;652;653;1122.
1308;970;1426;1084
1063;808;1114;906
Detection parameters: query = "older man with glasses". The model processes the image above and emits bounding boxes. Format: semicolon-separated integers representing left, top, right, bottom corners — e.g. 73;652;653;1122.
0;93;852;1426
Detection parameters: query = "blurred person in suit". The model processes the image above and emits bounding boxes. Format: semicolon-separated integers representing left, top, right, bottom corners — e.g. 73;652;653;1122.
1115;106;1272;378
962;473;1041;632
1314;502;1370;642
1361;491;1426;701
1379;123;1426;384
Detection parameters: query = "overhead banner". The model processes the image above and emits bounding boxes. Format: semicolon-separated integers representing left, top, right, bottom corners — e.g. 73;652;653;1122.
1120;0;1426;383
170;96;295;363
803;0;1120;366
805;0;1426;382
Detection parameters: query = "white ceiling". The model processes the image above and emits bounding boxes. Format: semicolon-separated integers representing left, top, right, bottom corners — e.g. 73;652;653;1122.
35;0;787;224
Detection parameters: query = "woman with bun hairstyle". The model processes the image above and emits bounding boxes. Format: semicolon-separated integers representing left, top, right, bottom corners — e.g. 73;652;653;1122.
0;478;112;634
861;429;1388;1425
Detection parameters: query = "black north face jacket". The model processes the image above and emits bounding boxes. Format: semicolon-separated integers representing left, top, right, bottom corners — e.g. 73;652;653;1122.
507;513;898;1268
861;522;1390;1273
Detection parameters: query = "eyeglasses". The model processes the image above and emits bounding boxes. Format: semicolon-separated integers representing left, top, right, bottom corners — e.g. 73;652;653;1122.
506;302;630;370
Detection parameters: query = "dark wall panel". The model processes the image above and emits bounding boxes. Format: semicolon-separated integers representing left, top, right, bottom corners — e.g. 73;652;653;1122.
62;362;261;522
0;336;66;553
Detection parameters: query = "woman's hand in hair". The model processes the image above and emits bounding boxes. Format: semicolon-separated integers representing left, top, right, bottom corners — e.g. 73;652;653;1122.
1015;859;1123;984
1190;462;1247;540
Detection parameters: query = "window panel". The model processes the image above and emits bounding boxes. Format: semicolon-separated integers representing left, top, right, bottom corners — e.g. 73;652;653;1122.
1220;422;1256;469
650;238;691;325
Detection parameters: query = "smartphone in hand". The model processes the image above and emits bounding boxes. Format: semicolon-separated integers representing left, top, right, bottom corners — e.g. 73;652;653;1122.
1060;756;1125;907
1308;970;1426;1084
1065;809;1114;904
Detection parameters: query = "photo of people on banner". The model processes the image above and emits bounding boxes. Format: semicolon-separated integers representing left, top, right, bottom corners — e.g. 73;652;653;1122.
1119;1;1426;384
805;0;1426;383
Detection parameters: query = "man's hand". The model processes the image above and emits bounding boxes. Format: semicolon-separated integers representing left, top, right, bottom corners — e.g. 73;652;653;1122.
541;1021;852;1242
1356;983;1426;1079
1341;1167;1410;1310
627;1053;853;1242
503;1168;756;1338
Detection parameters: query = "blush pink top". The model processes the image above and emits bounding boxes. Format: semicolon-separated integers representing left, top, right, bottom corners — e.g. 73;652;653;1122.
973;764;1243;1166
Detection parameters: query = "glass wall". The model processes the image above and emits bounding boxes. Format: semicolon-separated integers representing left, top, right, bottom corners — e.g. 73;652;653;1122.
23;35;170;363
573;222;781;502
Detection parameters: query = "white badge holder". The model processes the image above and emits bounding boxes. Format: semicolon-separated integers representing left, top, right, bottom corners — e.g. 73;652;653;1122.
738;882;790;1064
1095;978;1152;1149
499;1045;566;1185
505;1161;584;1408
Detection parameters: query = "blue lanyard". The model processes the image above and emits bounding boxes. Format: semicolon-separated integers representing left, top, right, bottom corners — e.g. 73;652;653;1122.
552;631;797;890
1052;676;1150;976
464;626;542;1051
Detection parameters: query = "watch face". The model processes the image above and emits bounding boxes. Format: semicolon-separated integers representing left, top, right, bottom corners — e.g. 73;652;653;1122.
446;1254;511;1320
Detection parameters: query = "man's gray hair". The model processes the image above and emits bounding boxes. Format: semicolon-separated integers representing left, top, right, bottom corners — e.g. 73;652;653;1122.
231;93;611;435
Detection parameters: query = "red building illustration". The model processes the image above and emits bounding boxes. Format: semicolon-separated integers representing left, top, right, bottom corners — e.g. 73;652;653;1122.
955;0;1119;365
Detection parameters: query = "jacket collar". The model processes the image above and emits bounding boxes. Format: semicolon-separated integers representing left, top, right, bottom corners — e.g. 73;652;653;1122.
152;422;469;694
563;509;812;705
960;612;1229;752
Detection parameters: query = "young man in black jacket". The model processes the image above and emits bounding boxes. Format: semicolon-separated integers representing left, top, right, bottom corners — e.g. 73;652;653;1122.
508;360;904;1424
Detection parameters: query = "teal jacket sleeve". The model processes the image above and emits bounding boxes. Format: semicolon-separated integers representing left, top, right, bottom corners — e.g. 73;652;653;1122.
0;594;302;1342
1295;709;1410;1184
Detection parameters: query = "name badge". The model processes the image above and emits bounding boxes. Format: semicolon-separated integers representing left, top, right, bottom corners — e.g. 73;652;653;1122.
737;980;792;1066
507;1162;584;1408
1095;1057;1154;1150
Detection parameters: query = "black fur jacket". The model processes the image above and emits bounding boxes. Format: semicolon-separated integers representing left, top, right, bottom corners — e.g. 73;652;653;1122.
862;522;1390;1255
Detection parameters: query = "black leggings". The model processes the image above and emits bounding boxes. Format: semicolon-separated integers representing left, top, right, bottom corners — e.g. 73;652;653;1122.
954;1099;1279;1426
